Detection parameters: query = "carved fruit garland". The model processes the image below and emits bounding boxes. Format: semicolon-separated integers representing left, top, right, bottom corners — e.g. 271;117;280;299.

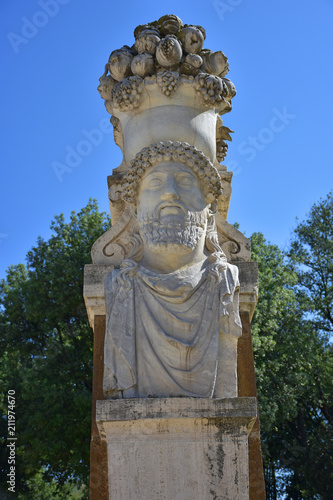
156;71;178;97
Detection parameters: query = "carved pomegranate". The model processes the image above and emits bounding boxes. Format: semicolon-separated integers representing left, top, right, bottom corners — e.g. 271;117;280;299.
156;35;183;70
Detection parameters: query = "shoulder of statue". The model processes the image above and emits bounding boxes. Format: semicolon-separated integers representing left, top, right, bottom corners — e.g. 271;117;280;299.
225;262;240;288
106;259;139;298
218;262;240;300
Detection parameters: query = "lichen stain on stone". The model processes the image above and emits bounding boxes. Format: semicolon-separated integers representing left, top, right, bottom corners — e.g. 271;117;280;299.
205;448;219;500
204;441;226;499
234;459;239;486
216;443;225;480
209;487;219;500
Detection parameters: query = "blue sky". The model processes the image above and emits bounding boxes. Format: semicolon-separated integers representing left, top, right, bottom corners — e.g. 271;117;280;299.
1;0;332;280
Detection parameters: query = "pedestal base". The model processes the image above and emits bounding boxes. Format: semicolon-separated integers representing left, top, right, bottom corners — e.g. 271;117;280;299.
96;397;256;500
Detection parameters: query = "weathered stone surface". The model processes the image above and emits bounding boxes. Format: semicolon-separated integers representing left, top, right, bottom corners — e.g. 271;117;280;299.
99;140;246;399
89;315;109;500
86;12;266;499
89;437;108;500
83;264;114;327
96;396;257;423
98;15;235;177
238;311;266;500
84;260;258;328
96;397;256;500
237;262;259;319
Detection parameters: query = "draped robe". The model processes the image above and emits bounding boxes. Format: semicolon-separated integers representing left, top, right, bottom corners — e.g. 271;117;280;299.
103;257;242;398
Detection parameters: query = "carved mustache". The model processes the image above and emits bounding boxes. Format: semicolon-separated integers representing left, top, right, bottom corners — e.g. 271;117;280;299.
158;202;187;215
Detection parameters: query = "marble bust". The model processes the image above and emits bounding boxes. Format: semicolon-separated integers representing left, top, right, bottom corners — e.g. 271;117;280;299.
103;142;242;399
90;14;244;400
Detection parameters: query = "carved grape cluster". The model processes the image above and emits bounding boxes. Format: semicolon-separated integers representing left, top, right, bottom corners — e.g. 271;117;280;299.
216;140;229;163
121;141;223;205
156;71;178;97
194;74;225;107
111;76;144;112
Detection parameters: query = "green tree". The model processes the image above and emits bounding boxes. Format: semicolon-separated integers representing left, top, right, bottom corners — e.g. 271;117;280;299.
290;191;333;338
0;200;110;498
251;193;333;500
285;192;333;499
17;467;88;500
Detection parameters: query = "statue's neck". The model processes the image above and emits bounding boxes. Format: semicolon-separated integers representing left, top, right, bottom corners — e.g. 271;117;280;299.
139;236;209;274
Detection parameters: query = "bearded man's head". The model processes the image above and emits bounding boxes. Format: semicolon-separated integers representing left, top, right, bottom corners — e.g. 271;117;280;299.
136;162;211;254
121;141;223;256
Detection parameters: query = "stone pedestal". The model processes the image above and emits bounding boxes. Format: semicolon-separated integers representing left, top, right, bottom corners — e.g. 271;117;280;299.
96;397;256;500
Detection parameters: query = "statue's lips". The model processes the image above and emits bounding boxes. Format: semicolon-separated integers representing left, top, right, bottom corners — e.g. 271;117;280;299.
159;203;186;216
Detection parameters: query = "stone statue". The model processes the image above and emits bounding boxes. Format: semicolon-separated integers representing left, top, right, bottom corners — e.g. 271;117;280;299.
85;16;266;500
103;142;242;399
91;13;246;400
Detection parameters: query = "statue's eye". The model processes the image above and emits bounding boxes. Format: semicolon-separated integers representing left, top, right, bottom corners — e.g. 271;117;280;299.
176;174;195;188
145;177;164;189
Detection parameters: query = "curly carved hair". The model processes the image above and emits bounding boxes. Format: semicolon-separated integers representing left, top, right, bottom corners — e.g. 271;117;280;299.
121;141;223;205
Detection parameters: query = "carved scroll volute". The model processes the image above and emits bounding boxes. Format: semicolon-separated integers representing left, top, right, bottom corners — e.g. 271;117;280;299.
215;213;251;263
91;205;138;266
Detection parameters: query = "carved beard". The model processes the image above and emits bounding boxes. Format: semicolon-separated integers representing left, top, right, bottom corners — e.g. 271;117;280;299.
138;207;209;254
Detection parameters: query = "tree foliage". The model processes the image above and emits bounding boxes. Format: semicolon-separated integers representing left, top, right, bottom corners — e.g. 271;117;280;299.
0;200;110;497
290;192;333;338
251;192;333;500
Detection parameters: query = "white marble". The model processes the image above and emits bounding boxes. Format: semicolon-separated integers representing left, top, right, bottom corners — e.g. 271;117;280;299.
103;156;242;399
91;13;250;402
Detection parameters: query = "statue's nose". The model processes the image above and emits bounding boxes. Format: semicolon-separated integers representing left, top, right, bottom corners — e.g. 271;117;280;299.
160;177;180;201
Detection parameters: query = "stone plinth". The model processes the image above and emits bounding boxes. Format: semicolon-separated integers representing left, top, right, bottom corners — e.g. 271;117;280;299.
96;397;257;500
